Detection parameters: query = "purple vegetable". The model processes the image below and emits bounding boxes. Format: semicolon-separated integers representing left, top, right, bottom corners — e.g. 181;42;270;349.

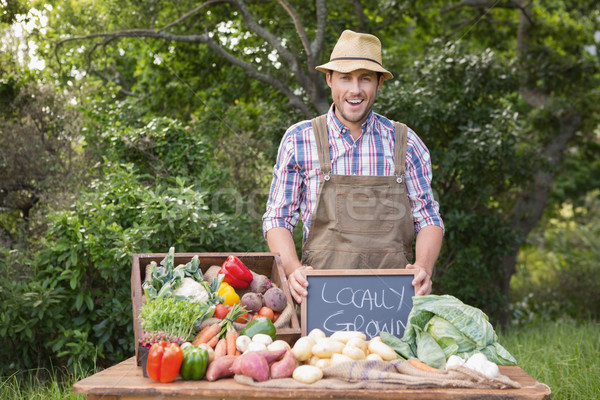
249;273;272;294
262;287;287;312
241;292;263;313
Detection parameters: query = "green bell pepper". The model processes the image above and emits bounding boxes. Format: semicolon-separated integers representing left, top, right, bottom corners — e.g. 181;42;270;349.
180;346;208;380
240;316;276;340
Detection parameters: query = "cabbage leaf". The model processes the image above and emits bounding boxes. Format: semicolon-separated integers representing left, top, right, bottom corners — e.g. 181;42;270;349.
381;295;517;367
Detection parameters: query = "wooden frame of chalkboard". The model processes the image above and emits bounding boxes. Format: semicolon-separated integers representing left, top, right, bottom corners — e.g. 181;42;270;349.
300;269;416;339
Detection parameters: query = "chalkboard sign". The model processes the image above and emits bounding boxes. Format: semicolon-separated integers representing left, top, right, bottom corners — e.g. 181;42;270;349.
300;269;415;339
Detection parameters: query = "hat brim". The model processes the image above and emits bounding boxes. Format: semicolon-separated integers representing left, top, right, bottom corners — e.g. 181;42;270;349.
316;60;393;80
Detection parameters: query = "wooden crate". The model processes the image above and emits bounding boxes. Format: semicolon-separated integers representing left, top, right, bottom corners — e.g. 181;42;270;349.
131;252;301;365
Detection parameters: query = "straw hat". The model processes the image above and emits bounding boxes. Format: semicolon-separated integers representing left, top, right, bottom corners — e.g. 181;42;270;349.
316;30;393;80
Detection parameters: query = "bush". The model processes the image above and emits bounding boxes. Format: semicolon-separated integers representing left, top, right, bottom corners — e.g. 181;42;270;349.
510;191;600;324
0;158;264;372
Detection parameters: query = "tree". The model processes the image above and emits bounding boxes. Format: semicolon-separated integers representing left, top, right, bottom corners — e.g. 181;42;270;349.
44;0;600;326
0;60;79;248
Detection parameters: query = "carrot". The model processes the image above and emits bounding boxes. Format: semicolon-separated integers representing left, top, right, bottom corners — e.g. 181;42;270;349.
226;329;239;356
192;324;213;342
408;358;443;373
214;338;227;358
192;323;220;346
207;335;220;348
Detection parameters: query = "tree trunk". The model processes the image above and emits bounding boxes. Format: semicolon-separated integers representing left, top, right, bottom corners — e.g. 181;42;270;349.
496;1;584;327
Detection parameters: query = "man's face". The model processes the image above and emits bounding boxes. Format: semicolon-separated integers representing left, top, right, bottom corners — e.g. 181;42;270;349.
327;69;384;129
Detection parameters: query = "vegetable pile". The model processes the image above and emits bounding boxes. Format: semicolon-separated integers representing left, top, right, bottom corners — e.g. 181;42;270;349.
139;251;518;385
139;248;298;383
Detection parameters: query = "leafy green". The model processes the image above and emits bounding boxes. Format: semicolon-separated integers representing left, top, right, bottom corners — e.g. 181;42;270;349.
382;295;517;369
142;247;223;305
139;296;214;341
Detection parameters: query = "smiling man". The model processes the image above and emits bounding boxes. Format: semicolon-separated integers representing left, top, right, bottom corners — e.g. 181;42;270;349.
263;30;444;304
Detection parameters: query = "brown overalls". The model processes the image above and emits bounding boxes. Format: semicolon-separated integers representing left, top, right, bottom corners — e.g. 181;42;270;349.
301;115;415;270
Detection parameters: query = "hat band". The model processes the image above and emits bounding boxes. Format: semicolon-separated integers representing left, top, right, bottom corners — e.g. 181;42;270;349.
329;56;383;67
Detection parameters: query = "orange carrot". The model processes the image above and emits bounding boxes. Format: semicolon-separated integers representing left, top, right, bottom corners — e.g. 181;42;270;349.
207;335;220;348
225;329;239;356
235;349;241;356
192;323;220;346
193;325;213;342
214;338;227;358
408;358;443;373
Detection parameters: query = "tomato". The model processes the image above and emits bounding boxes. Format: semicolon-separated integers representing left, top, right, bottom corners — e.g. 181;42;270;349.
257;306;275;321
250;314;261;321
273;311;281;322
235;311;249;323
214;304;231;320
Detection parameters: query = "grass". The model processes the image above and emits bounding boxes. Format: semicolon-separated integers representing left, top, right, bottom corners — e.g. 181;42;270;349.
0;368;86;400
1;319;598;399
498;319;600;400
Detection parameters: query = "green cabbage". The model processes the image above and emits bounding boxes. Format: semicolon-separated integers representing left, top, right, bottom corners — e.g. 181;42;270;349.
381;295;517;369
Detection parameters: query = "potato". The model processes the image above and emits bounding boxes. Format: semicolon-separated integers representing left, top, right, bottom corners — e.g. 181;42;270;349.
366;353;383;361
292;336;315;361
291;336;315;362
267;340;291;352
330;353;353;366
330;331;367;344
345;337;368;353
308;355;321;366
367;340;397;361
307;328;326;341
312;338;345;358
342;344;366;360
314;358;332;370
293;365;323;384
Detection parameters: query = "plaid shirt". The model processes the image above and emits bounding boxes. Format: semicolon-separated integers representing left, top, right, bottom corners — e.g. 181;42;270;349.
263;106;444;241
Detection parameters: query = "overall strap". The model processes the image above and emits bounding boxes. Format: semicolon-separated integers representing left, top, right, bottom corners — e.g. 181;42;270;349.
311;115;332;180
392;121;408;184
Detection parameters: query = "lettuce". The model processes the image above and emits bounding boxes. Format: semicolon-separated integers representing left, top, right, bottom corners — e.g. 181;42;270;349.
381;295;517;368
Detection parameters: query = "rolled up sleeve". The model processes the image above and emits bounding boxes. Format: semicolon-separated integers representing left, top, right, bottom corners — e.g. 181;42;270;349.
262;131;305;237
405;130;445;234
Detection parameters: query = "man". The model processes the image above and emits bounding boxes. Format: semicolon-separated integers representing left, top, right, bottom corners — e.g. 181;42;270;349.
262;30;444;304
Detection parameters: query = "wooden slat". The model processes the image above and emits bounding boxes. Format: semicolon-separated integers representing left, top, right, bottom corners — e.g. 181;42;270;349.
74;357;551;400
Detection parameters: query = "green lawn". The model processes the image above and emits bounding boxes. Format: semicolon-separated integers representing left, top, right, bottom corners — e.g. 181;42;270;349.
499;319;600;400
2;319;598;399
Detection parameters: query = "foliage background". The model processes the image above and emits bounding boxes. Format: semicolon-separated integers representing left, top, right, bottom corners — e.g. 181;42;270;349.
1;0;599;374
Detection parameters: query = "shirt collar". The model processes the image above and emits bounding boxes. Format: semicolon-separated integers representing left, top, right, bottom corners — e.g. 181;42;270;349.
326;104;377;137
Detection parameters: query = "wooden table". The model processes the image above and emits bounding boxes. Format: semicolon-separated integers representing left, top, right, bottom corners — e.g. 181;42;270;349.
73;357;551;400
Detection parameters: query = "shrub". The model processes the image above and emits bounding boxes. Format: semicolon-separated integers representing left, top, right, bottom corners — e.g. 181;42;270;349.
510;191;600;324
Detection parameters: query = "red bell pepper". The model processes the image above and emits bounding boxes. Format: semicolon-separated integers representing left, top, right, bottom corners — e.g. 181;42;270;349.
218;255;253;289
146;341;184;383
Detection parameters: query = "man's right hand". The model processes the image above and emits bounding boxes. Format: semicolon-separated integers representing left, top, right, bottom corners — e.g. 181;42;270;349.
287;265;313;303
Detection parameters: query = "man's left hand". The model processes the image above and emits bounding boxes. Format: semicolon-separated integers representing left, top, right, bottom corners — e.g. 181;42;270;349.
405;263;432;296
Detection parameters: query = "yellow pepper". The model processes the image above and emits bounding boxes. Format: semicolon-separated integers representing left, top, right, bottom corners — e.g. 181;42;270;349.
217;282;240;306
